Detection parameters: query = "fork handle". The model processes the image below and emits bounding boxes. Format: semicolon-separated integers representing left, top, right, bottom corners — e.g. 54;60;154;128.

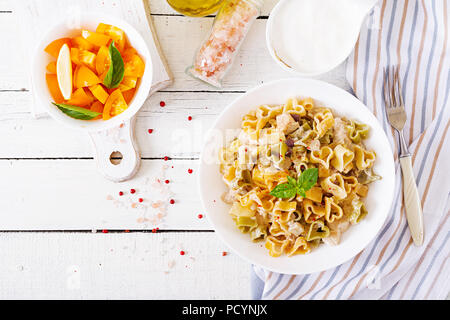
399;156;424;246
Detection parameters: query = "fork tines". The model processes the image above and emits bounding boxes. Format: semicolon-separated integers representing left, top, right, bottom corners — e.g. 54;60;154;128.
383;66;404;109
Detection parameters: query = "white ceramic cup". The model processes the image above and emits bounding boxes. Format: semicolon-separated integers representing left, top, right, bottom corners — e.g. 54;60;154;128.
32;12;153;131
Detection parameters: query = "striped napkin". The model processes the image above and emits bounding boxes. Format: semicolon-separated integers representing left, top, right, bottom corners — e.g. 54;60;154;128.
252;0;450;300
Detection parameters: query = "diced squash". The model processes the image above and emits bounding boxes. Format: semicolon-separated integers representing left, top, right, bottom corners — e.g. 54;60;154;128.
96;23;126;52
99;71;108;82
46;61;57;74
121;77;137;88
74;66;100;88
103;89;128;120
85;87;96;100
81;30;111;47
70;48;81;65
44;38;71;58
67;87;94;107
71;48;96;70
95;46;110;76
90;100;104;113
122;47;137;62
90;101;104;120
46;73;65;103
89;84;109;104
122;88;136;105
118;84;131;92
118;76;138;92
78;50;96;70
124;54;145;77
71;36;95;51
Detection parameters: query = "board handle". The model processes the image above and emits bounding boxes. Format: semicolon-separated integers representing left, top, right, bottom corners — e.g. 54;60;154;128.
89;117;141;182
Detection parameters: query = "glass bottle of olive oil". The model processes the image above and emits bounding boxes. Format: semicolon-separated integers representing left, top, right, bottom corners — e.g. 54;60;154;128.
167;0;224;17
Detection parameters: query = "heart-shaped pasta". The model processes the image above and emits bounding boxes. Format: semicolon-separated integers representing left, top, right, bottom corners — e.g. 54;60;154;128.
354;145;376;170
310;146;333;169
286;237;311;256
321;173;347;200
324;197;344;223
331;144;354;172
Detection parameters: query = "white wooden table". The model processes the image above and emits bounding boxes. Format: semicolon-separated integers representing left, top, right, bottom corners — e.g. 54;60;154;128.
0;0;349;299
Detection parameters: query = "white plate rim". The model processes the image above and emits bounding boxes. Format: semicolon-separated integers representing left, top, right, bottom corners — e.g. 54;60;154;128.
198;78;396;275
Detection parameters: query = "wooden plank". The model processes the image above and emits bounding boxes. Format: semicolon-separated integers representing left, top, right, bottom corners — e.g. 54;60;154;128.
0;91;235;158
0;159;211;230
0;6;350;91
0;77;349;159
0;232;251;299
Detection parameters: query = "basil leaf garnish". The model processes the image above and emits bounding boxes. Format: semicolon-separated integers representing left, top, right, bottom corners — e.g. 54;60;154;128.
103;41;125;89
270;168;319;199
53;102;101;120
269;182;297;199
298;168;319;191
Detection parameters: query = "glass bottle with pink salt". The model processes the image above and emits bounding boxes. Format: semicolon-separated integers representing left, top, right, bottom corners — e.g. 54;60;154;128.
187;0;264;88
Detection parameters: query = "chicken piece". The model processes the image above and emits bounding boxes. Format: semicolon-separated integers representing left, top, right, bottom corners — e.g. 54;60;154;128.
323;219;350;246
287;221;304;237
276;113;299;134
333;118;351;147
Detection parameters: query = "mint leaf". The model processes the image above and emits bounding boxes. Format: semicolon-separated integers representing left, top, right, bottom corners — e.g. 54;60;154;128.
270;182;297;199
103;41;125;89
298;168;318;191
53;103;101;120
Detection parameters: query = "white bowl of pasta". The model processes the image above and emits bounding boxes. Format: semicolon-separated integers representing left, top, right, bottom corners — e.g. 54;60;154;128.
199;78;395;275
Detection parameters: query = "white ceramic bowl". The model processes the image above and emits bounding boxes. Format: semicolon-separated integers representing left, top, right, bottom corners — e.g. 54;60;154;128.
199;78;395;274
266;0;375;77
32;13;153;131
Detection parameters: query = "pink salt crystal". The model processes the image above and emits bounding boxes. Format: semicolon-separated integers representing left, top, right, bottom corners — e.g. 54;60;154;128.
106;195;113;200
152;201;164;209
131;203;137;209
137;217;149;223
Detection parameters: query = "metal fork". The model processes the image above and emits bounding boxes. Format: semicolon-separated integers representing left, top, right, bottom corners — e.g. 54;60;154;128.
383;66;424;246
